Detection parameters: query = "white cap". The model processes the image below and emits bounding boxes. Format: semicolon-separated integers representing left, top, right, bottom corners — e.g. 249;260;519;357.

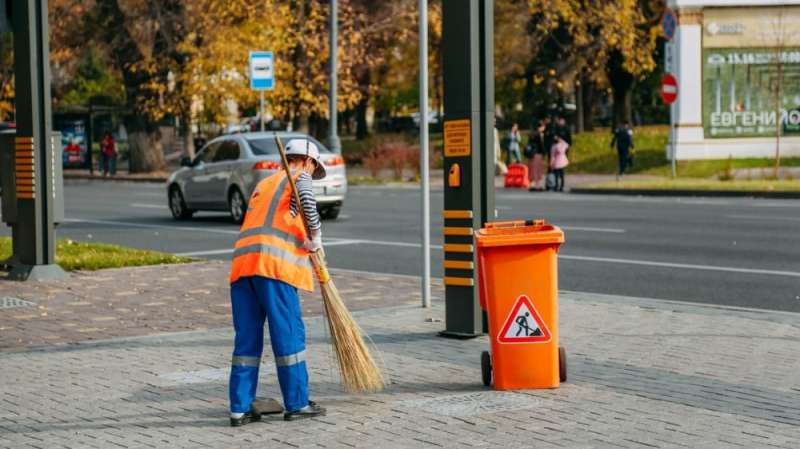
285;139;326;180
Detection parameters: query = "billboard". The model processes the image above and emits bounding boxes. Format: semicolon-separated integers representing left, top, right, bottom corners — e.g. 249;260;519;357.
58;119;90;168
702;7;800;139
703;47;800;138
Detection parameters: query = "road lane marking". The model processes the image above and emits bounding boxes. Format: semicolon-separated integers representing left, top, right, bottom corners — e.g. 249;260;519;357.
63;218;240;235
130;203;166;209
558;254;800;278
174;241;799;278
322;239;363;247
726;214;800;222
319;267;800;315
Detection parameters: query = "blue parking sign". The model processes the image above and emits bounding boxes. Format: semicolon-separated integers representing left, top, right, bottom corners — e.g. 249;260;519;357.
250;51;274;90
661;9;677;41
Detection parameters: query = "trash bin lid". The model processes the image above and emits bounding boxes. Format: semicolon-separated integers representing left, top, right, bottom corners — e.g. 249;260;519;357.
475;219;564;247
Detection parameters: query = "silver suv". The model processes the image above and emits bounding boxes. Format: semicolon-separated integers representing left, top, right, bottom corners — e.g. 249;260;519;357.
167;132;347;223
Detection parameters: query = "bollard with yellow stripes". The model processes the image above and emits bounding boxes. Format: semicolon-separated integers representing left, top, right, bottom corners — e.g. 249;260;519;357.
440;0;495;337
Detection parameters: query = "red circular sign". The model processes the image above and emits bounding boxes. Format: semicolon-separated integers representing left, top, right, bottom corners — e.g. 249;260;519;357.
661;74;678;104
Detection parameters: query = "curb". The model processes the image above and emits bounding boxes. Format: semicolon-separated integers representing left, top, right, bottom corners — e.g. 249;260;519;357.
569;187;800;199
63;172;168;184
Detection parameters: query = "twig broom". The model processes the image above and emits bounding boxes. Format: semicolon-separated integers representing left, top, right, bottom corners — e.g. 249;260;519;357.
275;135;385;393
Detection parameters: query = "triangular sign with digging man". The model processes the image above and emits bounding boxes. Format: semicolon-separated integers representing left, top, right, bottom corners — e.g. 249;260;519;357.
497;295;551;344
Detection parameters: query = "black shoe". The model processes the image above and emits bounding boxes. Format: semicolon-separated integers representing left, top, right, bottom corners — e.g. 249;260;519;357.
230;410;262;427
283;400;326;421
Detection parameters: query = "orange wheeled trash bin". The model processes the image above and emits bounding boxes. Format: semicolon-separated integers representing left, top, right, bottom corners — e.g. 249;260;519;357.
475;220;566;389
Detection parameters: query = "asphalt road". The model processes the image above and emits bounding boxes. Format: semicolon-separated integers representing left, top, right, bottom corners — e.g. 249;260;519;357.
3;179;800;312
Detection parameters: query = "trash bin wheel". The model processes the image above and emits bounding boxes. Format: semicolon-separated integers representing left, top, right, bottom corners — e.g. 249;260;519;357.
481;351;492;387
559;346;567;383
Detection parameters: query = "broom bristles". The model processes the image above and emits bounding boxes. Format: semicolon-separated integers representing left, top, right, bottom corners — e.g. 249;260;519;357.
311;251;385;393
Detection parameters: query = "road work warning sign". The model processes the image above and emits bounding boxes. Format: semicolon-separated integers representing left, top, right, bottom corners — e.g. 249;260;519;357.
444;119;471;157
497;295;551;344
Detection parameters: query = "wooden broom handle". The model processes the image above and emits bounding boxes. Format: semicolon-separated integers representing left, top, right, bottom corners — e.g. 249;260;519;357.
274;134;312;236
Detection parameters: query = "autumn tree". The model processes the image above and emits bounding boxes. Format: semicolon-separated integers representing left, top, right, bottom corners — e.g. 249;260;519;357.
0;31;12;121
180;0;368;140
520;0;663;127
347;0;417;139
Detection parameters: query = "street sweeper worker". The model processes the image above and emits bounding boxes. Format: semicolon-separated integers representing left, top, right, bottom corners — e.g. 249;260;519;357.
227;138;326;426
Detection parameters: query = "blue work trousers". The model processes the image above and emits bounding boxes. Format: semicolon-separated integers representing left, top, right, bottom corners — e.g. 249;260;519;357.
229;276;309;413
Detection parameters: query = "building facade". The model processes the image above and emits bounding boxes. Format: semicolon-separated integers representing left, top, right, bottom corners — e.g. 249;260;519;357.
668;0;800;159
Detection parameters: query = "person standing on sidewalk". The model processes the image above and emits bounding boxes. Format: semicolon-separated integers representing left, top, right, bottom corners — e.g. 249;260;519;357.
506;123;522;164
227;139;327;427
100;131;116;177
550;135;570;192
611;121;634;180
526;121;547;191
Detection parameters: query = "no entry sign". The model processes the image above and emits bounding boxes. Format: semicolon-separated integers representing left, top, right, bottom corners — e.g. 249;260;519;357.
661;74;678;104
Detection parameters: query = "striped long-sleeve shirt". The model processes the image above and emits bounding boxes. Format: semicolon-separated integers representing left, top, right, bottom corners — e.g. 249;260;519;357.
290;172;321;232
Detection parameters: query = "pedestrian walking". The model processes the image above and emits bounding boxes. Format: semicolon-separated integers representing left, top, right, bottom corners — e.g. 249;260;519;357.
506;123;522;164
228;139;327;427
100;131;116;177
526;121;547;191
550;135;570;192
611;121;634;180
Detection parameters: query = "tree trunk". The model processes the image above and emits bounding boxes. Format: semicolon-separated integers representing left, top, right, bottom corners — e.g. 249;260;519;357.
125;114;166;173
582;79;595;131
356;96;369;140
608;51;634;128
183;123;195;159
612;86;633;128
180;110;195;159
576;78;584;133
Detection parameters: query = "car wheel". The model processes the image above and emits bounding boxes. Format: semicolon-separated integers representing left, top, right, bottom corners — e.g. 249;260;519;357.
320;205;341;220
229;188;247;224
169;186;194;220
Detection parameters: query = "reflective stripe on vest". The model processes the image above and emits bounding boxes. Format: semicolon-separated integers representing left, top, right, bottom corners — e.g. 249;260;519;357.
233;243;311;270
236;176;304;248
229;172;312;290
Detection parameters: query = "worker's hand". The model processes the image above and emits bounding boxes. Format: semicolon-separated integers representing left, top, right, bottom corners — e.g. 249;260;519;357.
304;231;323;254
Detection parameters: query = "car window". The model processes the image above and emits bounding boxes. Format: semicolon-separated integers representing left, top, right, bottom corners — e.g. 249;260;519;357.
247;138;278;155
196;141;221;164
246;136;331;156
214;140;241;162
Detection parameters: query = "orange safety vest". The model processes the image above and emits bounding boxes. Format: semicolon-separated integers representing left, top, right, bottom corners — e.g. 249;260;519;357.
229;171;313;291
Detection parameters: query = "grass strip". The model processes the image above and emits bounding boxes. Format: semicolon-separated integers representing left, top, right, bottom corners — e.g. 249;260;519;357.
0;238;193;271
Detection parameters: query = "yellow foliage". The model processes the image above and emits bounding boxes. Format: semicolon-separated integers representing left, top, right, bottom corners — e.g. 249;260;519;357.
179;0;368;125
526;0;661;82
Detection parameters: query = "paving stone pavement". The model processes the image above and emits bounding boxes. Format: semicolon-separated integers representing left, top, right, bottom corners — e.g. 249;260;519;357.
0;262;431;352
1;269;800;448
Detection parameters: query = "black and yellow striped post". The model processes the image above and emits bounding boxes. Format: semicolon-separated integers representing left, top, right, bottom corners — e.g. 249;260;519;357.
5;0;66;280
440;0;494;337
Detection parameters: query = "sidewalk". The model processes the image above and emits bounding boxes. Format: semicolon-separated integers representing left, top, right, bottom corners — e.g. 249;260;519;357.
1;263;799;448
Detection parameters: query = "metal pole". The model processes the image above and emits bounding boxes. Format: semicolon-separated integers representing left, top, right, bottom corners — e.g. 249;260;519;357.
419;0;431;308
328;0;341;153
671;102;677;178
260;90;265;132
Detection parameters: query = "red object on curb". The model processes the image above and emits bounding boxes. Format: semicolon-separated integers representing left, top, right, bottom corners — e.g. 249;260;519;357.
504;163;529;189
661;74;678;104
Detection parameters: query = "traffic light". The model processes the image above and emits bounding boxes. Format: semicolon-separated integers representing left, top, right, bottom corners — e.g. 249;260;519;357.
0;0;11;33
